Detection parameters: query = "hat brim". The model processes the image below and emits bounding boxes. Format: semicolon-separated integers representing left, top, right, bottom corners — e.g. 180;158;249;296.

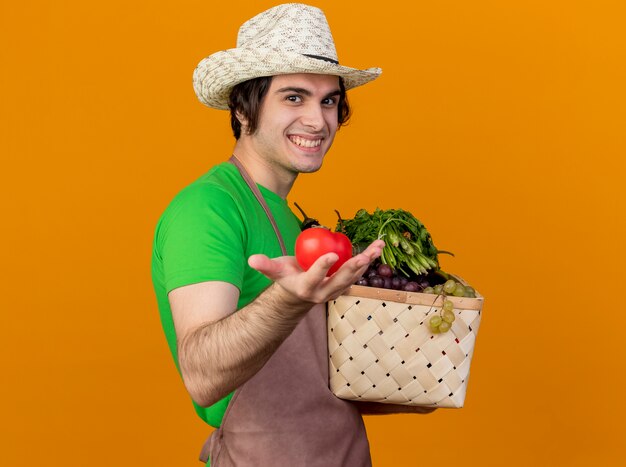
193;48;382;110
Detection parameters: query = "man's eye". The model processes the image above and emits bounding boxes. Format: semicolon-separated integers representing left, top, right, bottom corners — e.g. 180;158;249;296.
287;95;302;103
322;97;337;106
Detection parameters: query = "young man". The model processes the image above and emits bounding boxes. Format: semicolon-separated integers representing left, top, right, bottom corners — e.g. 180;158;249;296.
152;4;432;466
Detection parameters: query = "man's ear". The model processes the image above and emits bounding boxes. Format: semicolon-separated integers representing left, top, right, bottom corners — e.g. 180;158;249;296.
235;110;249;134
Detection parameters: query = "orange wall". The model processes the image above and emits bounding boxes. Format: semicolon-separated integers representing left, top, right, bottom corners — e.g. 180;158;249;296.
2;1;625;465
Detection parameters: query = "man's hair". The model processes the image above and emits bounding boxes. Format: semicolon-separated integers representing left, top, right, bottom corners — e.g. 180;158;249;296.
228;76;351;139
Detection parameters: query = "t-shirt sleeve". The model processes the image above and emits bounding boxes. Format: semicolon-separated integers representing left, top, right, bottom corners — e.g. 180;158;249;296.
158;183;247;294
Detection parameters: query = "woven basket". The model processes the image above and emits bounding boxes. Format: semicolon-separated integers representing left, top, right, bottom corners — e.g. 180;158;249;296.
327;279;483;408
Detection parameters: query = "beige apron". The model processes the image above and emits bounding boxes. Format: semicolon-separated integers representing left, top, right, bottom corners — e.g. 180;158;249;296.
199;157;372;466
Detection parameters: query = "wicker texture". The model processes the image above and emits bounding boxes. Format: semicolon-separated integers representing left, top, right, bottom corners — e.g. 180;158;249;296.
328;290;482;408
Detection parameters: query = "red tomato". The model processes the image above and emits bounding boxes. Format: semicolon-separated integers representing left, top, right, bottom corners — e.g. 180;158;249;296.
295;228;353;276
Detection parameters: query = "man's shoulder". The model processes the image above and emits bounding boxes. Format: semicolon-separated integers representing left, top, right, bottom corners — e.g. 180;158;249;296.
167;162;247;211
182;162;240;195
153;162;250;251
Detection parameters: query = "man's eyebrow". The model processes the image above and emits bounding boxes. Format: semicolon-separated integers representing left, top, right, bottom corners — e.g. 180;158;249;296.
276;87;342;99
276;86;312;96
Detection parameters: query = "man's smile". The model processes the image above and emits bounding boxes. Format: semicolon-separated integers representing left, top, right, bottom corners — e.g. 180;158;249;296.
288;135;324;149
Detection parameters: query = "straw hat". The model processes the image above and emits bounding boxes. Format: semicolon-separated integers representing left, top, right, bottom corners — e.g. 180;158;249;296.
192;3;382;110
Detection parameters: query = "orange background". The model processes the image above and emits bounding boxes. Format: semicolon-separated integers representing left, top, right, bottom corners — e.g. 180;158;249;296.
2;1;625;465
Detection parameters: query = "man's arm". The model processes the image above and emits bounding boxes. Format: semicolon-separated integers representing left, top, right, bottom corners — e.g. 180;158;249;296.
169;241;385;408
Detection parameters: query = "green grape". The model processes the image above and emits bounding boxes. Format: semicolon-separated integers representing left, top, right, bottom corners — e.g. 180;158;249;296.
429;315;442;327
423;286;435;294
442;309;455;323
439;321;451;333
464;286;476;298
443;300;454;312
433;284;444;294
452;283;466;297
443;280;456;294
429;315;442;331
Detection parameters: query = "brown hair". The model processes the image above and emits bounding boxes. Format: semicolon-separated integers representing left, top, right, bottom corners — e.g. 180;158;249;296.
228;76;351;139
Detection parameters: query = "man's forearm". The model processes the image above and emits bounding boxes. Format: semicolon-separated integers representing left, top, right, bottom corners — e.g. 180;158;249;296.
178;283;312;407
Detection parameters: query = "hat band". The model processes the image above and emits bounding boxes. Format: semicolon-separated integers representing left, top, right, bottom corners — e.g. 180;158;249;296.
303;54;339;65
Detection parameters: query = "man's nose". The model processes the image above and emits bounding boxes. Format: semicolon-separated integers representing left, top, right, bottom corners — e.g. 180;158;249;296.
300;104;325;131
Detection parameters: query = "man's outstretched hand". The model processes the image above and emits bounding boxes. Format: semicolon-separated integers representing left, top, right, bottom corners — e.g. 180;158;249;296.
248;239;385;305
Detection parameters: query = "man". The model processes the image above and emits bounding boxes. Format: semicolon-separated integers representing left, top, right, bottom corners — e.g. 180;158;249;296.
152;4;432;466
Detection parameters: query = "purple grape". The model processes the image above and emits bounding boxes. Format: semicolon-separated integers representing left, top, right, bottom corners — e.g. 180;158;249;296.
399;277;409;287
403;281;421;292
356;278;369;286
391;276;403;290
366;269;379;278
377;264;393;278
383;277;393;289
369;276;384;288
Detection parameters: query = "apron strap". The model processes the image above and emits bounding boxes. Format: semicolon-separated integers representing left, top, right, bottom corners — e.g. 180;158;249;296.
199;431;214;463
228;155;288;256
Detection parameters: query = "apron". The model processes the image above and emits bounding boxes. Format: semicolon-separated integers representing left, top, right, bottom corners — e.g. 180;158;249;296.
198;157;372;466
200;303;372;466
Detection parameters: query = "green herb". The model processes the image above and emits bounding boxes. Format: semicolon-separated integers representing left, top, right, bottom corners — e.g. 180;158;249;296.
337;208;451;277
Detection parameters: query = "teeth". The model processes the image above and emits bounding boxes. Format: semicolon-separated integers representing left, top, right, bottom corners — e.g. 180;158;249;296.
290;136;322;148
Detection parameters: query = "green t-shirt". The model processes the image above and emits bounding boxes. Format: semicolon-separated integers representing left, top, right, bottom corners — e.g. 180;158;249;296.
151;162;302;427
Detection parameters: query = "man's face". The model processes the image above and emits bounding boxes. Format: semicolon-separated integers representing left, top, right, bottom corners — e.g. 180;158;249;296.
244;73;341;176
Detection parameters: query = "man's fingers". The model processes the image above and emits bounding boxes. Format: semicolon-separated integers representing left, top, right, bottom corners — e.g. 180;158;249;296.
324;239;385;289
338;240;385;275
248;254;285;279
357;240;385;269
304;252;338;284
361;239;386;261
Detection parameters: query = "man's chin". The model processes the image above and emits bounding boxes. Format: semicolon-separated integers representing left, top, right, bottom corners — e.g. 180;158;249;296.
293;160;324;174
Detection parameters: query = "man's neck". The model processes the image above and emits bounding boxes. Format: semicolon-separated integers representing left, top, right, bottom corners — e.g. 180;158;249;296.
231;141;297;199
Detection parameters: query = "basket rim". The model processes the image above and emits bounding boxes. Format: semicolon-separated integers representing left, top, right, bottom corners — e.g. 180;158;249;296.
339;280;483;311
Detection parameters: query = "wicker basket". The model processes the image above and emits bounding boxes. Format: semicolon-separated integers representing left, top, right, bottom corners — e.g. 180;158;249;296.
327;279;483;408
